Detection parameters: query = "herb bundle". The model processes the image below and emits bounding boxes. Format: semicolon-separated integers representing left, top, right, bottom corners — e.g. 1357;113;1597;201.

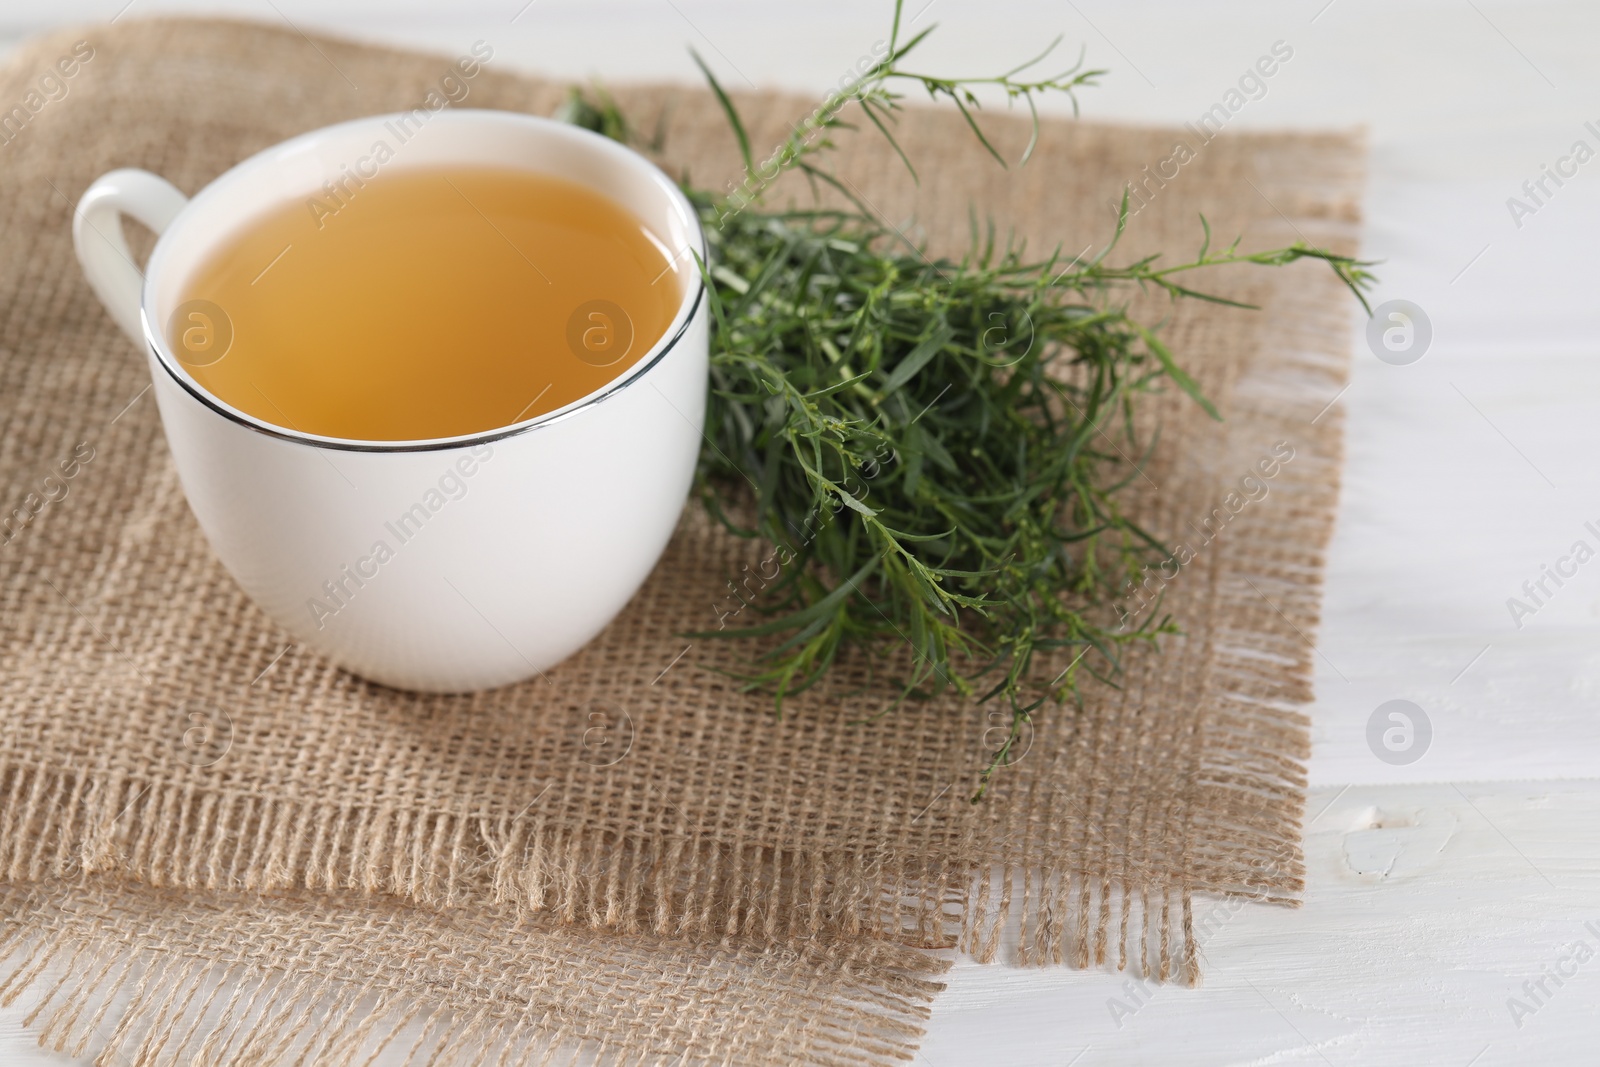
564;3;1373;797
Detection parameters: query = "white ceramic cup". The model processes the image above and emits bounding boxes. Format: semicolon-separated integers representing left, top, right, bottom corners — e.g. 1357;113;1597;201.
73;110;708;692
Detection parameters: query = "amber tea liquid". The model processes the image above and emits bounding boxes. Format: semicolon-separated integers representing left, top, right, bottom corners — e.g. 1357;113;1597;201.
169;165;679;441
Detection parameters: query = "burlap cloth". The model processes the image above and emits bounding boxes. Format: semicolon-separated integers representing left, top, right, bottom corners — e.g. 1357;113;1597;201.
0;17;1364;1066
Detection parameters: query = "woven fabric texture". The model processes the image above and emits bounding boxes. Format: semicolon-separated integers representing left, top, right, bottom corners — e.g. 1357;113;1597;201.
0;16;1362;1066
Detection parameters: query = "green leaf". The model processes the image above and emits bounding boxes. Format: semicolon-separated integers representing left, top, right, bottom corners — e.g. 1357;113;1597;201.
834;487;878;516
881;319;954;393
691;49;753;179
1137;324;1220;421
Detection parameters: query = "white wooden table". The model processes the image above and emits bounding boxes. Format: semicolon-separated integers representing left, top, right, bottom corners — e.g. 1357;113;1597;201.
6;2;1599;1064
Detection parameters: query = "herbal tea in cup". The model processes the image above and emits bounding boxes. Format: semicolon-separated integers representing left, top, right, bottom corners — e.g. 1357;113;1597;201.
168;165;681;441
73;110;707;691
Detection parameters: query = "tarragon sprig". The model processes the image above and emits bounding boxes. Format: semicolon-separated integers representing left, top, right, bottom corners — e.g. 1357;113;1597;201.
562;0;1374;798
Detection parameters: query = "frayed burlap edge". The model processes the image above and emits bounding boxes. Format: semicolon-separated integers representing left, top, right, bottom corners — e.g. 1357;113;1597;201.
0;877;949;1067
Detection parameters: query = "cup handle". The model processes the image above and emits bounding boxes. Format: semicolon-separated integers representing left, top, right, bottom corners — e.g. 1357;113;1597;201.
72;168;190;344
